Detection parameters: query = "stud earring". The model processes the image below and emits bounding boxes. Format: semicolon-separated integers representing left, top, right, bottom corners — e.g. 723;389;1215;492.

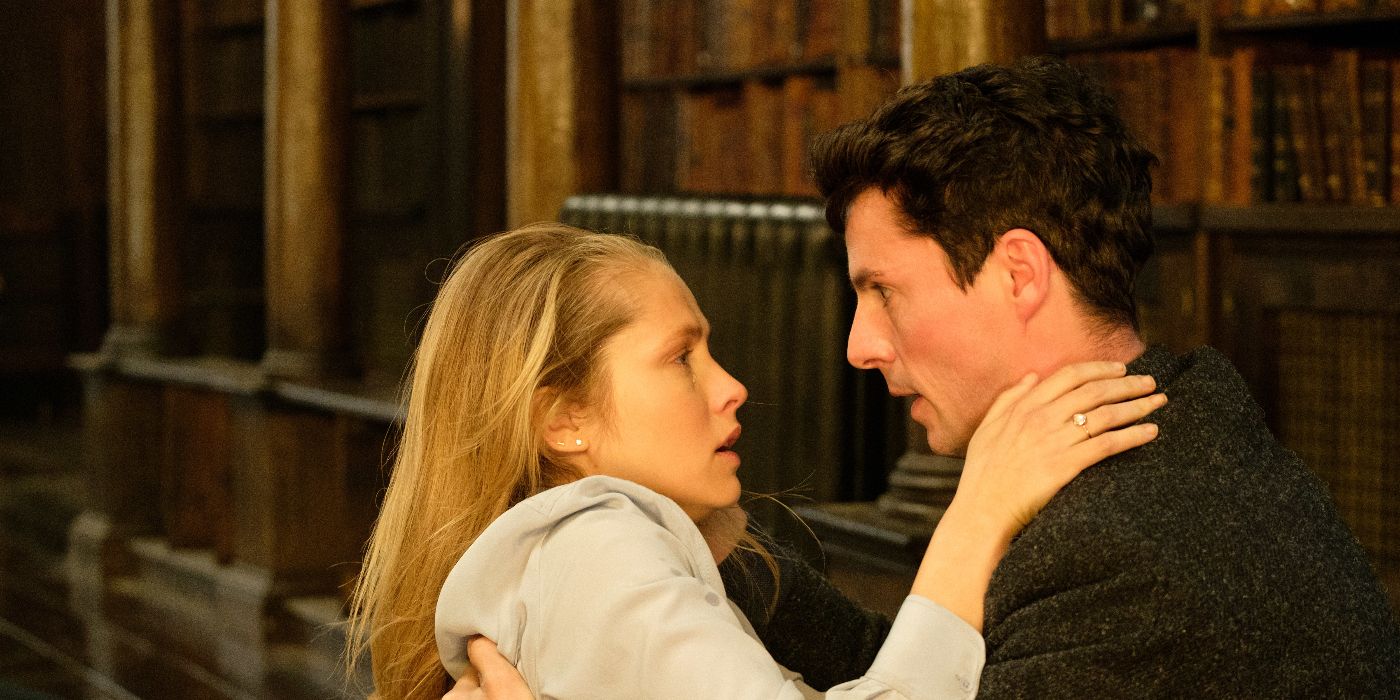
574;438;584;446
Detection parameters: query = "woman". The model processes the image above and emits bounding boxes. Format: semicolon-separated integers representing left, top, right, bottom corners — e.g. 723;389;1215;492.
345;224;1163;699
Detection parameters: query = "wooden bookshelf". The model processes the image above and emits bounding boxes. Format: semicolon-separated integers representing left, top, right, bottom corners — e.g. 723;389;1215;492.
1049;20;1197;52
617;0;902;198
622;57;839;90
1053;0;1400;609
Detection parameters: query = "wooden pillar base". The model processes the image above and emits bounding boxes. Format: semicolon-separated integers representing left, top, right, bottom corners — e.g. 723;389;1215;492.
67;524;280;697
876;451;963;522
76;368;165;538
65;511;125;691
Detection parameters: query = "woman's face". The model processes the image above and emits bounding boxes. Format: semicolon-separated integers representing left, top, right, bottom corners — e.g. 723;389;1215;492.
580;267;748;522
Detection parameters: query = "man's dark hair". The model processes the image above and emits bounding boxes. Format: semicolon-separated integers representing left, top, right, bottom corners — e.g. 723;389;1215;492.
812;55;1157;330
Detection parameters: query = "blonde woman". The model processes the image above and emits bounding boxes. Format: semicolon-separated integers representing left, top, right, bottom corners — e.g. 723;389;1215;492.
346;224;1164;699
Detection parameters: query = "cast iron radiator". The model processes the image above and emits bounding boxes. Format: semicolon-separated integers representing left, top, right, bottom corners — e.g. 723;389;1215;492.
561;194;897;531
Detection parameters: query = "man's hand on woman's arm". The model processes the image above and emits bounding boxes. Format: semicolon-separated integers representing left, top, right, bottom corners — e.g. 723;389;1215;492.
443;636;533;700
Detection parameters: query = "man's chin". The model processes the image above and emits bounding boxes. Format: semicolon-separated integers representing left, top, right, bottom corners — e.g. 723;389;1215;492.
911;400;970;456
923;435;968;458
918;421;969;457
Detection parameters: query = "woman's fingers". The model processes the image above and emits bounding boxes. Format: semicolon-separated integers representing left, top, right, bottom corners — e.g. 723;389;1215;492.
1073;392;1167;439
958;360;1169;529
1009;372;1160;448
981;371;1039;424
451;636;534;700
1052;373;1158;422
1019;360;1128;407
1065;421;1160;467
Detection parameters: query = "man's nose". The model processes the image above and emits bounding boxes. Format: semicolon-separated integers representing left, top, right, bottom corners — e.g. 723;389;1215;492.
847;306;894;369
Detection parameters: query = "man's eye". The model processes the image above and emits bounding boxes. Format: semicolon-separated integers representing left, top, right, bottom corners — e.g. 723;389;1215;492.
875;285;892;301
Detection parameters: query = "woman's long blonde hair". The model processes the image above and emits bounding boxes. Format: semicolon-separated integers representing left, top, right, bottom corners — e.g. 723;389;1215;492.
344;224;670;698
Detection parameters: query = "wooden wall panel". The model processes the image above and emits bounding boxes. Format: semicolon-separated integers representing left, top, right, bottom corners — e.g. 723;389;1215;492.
1215;230;1400;603
82;377;164;537
160;386;233;556
232;405;354;582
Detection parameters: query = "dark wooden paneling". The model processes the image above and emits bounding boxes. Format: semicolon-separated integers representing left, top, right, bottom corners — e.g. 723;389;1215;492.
161;386;233;556
1215;230;1400;603
178;0;265;360
234;405;355;581
83;377;165;537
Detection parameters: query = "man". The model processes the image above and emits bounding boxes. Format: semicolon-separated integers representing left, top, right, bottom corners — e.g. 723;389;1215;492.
457;57;1400;697
748;56;1400;697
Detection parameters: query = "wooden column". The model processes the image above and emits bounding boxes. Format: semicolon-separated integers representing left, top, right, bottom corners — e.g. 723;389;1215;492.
904;0;1046;83
506;0;616;226
261;1;351;380
102;0;182;356
878;0;1047;521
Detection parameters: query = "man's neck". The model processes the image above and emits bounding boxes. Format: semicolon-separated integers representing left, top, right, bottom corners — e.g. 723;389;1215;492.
1022;319;1147;379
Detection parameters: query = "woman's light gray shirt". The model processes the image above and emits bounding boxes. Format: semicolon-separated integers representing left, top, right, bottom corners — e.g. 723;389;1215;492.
436;475;984;699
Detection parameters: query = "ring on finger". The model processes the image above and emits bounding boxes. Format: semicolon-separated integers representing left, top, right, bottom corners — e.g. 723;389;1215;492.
1071;412;1092;439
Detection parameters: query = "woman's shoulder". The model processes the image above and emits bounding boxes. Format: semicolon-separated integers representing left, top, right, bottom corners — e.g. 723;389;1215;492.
437;476;718;657
526;475;708;565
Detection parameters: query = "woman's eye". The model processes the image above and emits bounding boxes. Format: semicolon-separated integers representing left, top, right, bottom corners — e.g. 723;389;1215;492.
675;350;692;366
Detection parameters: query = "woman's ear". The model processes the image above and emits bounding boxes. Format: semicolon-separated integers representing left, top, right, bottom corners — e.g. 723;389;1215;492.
535;388;590;455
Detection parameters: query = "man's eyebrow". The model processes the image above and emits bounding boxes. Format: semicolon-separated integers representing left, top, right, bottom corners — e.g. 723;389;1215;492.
849;269;877;291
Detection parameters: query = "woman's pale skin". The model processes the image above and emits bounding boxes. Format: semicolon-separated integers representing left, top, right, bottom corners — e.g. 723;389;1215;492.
445;267;1165;699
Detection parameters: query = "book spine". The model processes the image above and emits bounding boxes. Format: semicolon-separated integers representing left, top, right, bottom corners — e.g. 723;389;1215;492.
1046;0;1067;41
1292;63;1326;202
621;0;652;80
870;0;900;64
744;80;785;194
1204;54;1230;203
781;76;815;196
1273;65;1302;202
1168;48;1202;203
1391;57;1400;205
799;0;841;61
1321;0;1363;11
1249;60;1275;203
1359;58;1389;206
1228;47;1256;205
1334;50;1367;204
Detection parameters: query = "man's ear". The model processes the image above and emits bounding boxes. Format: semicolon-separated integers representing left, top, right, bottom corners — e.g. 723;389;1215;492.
995;228;1053;322
535;387;590;455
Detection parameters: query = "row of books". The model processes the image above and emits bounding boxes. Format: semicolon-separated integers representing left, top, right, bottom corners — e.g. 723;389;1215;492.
1206;48;1400;205
620;0;898;80
620;76;849;197
1046;0;1193;41
1068;49;1204;203
1050;0;1400;39
1071;47;1400;206
1216;0;1400;17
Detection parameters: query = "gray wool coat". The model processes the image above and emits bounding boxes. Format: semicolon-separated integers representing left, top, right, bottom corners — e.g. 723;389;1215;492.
736;346;1400;698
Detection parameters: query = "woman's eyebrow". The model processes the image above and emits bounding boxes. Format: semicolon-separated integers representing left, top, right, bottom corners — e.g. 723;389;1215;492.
668;323;704;345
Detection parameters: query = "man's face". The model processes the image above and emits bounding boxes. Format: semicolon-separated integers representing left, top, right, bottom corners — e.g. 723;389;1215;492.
844;189;1017;456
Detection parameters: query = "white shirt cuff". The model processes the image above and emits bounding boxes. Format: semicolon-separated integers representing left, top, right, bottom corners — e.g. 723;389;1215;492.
865;595;986;700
